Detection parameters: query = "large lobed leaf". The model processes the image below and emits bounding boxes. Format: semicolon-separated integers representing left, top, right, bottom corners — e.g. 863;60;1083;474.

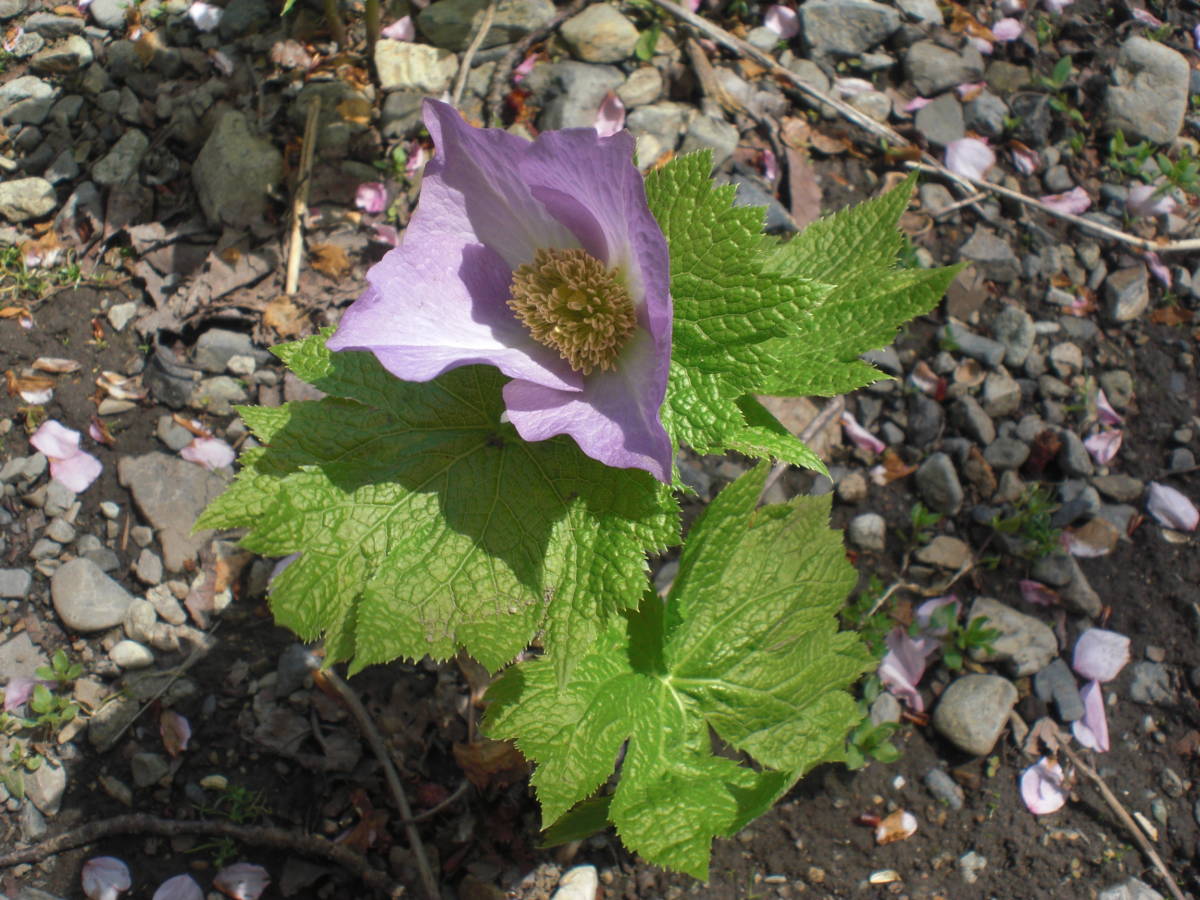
198;334;678;676
484;464;873;878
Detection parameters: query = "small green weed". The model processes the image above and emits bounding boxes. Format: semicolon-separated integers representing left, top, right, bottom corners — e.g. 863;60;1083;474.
990;485;1061;559
191;783;272;867
844;676;901;769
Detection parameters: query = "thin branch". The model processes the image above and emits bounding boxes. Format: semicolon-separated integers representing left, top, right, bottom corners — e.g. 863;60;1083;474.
311;665;439;900
0;814;403;898
451;1;497;110
761;396;845;500
285;97;322;296
644;0;1200;255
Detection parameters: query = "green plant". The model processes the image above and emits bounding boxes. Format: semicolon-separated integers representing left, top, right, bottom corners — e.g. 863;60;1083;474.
844;676;901;769
1035;56;1086;128
0;741;42;800
191;783;272;867
634;23;661;61
927;606;1001;671
990;485;1061;559
1032;15;1058;45
906;501;942;546
36;648;83;690
841;574;894;653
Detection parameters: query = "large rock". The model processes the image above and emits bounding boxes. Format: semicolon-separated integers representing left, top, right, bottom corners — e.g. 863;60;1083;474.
0;75;60;124
0;177;56;222
51;558;134;632
933;674;1018;756
117;453;232;572
1104;37;1189;144
905;40;984;96
29;34;93;74
417;0;555;51
800;0;900;58
967;597;1056;676
560;4;639;63
374;40;457;94
534;61;625;131
192;110;283;229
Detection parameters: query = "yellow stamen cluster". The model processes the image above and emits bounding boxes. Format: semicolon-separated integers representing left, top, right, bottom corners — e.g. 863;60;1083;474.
507;248;637;375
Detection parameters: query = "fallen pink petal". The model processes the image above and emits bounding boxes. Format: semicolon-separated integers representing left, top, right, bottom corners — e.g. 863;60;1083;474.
833;77;875;98
1038;186;1091;215
1143;251;1171;288
840;410;886;455
969;36;993;55
1071;681;1109;752
1083;429;1122;466
355;182;388;215
513;53;538;83
761;147;778;181
1126;183;1177;218
160;708;192;757
1128;7;1163;26
1020;757;1067;815
404;141;428;178
3;676;36;712
82;857;132;900
380;15;414;40
1072;628;1131;683
1096;388;1124;425
944;138;995;181
180;436;236;471
762;4;799;39
914;594;960;637
903;96;932;112
214;863;271;900
991;17;1023;40
153;875;204;900
593;90;625;139
1195;23;1200;50
954;81;987;99
1146;482;1198;531
1019;579;1059;606
188;0;222;31
878;627;938;712
29;419;103;493
372;223;401;246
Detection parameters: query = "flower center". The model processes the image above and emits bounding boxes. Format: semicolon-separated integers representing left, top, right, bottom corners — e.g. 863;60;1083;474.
507;248;637;376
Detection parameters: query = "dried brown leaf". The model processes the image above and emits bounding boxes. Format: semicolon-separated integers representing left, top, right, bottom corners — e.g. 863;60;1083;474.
262;295;308;338
309;243;351;279
1149;306;1193;325
452;739;529;791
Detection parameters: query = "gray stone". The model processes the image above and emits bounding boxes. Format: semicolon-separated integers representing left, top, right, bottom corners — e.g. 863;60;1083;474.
1128;661;1175;706
919;182;954;215
1097;878;1164;900
959;851;987;885
959;228;1020;283
1058;430;1094;477
416;0;555;51
1043;164;1074;193
88;693;139;751
0;0;28;18
25;760;67;815
87;0;128;29
381;91;425;140
1099;370;1134;410
29;538;62;561
374;40;457;94
968;597;1056;676
933;674;1018;756
131;751;171;788
1009;92;1054;147
1060;556;1102;618
1048;342;1083;379
218;0;271;40
1092;475;1144;503
0;633;49;681
156;415;194;452
981;370;1021;418
915;535;971;570
24;12;84;37
0;568;32;598
617;67;663;108
869;691;901;726
991;305;1035;367
951;396;996;445
44;518;75;544
800;0;900;58
897;0;942;24
1104;37;1189;144
907;394;943;448
560;4;638;63
194;328;256;373
783;57;830;95
189;376;249;415
916;453;963;515
192;110;284;230
92;128;148;186
1056;481;1101;524
123;598;158;644
905;40;984;96
20;799;47;841
914;93;964;148
0;177;56;223
984;437;1029;471
1034;658;1085;722
536;61;626;131
964;90;1008;138
943;320;1006;368
848;513;886;551
30;35;93;74
110;639;155;669
117;453;232;572
680;115;739;168
848;90;891;123
51;559;134;632
134;549;163;586
1104;266;1149;322
924;768;964;810
0;75;60;125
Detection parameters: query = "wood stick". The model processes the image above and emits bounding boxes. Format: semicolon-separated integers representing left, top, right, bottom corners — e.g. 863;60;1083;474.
451;1;497;110
285;98;322;297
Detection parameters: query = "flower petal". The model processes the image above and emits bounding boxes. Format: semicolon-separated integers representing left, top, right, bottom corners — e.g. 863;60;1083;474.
903;96;932;112
1010;143;1040;175
1146;482;1198;531
914;594;960;637
1072;628;1130;683
380;15;414;41
214;863;270;900
944;138;995;180
188;0;222;31
3;676;36;712
82;857;132;900
51;449;103;493
1126;183;1177;218
153;875;204;900
1071;681;1109;752
1019;579;1059;606
180;436;236;471
1083;429;1121;466
1144;250;1171;287
833;77;875;98
1020;757;1066;814
1039;186;1091;215
1096;388;1124;426
878;627;939;712
355;182;388;215
1128;8;1163;26
30;419;81;460
763;4;799;38
1042;0;1073;12
593;90;625;138
992;17;1022;40
840;411;885;454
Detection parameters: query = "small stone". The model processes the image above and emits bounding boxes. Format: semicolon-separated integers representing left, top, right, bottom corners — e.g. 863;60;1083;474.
416;0;555;52
192;110;284;230
964;90;1008;138
110;639;155;669
189;376;249;415
30;34;94;74
374;40;458;94
958;851;987;885
123;598;158;644
800;0;900;58
25;760;67;815
156;415;194;452
934;674;1018;756
1097;877;1165;900
1099;370;1134;409
560;4;639;63
134;549;163;585
1048;342;1083;379
984;437;1029;471
1104;37;1189;144
0;633;49;681
1128;662;1175;706
131;751;171;788
44;517;75;544
88;694;140;751
849;513;886;551
869;692;901;726
914;93;964;148
905;40;984;96
959;228;1020;283
51;558;134;632
951;396;996;444
92;129;148;186
1058;430;1094;477
194;328;256;374
968;597;1057;676
916;452;963;515
0;177;56;222
942;320;1006;368
680;115;739;168
1033;658;1085;722
836;470;869;504
617;67;663;108
981;369;1021;418
0;567;32;598
20;801;47;841
536;61;626;132
924;768;964;810
1104;266;1149;322
1092;474;1144;503
915;535;971;570
0;75;60;125
106;301;138;331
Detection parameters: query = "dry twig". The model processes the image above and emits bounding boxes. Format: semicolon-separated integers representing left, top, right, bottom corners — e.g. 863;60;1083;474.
285;98;322;297
451;1;497;110
760;396;845;500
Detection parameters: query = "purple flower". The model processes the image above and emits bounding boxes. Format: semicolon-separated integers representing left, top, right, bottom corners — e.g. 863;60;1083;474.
328;100;673;481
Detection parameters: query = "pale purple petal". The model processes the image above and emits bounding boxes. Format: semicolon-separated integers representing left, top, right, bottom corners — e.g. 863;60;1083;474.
3;677;36;712
878;627;938;712
954;81;987;99
1072;628;1130;683
761;147;778;181
82;857;132;900
1146;482;1198;531
903;96;932;113
30;419;81;459
840;411;885;455
405;142;428;178
160;709;192;756
763;4;799;38
1096;388;1124;425
513;53;538;83
188;0;222;31
944;138;995;180
371;223;401;246
1010;144;1040;175
355;182;388;215
1144;251;1171;287
833;77;874;98
1084;429;1122;466
1042;0;1073;12
969;36;994;55
1020;757;1066;814
214;863;270;900
1039;186;1091;215
914;594;960;637
380;15;414;40
1127;183;1177;217
1071;681;1109;752
180;436;236;471
51;449;103;493
1129;8;1163;26
1019;579;1059;606
991;17;1022;40
153;875;204;900
594;91;625;138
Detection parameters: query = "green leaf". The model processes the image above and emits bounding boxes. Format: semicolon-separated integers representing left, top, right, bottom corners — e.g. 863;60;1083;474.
634;24;660;61
199;335;678;677
485;464;872;878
